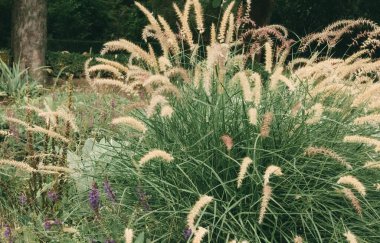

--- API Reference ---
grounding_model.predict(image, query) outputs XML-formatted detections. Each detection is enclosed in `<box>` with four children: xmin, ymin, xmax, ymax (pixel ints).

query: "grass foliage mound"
<box><xmin>1</xmin><ymin>0</ymin><xmax>380</xmax><ymax>242</ymax></box>
<box><xmin>84</xmin><ymin>1</ymin><xmax>380</xmax><ymax>242</ymax></box>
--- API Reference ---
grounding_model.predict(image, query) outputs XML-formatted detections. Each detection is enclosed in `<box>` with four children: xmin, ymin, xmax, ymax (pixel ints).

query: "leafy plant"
<box><xmin>0</xmin><ymin>59</ymin><xmax>42</xmax><ymax>101</ymax></box>
<box><xmin>84</xmin><ymin>1</ymin><xmax>380</xmax><ymax>242</ymax></box>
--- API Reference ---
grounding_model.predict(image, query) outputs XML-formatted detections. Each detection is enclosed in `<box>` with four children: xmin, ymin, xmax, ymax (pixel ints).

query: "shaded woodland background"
<box><xmin>1</xmin><ymin>0</ymin><xmax>380</xmax><ymax>52</ymax></box>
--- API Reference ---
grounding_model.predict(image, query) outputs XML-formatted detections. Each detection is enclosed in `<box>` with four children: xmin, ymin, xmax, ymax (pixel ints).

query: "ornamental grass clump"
<box><xmin>86</xmin><ymin>1</ymin><xmax>380</xmax><ymax>242</ymax></box>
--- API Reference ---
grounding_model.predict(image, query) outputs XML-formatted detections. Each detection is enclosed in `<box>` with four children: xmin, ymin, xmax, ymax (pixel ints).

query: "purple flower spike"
<box><xmin>47</xmin><ymin>190</ymin><xmax>59</xmax><ymax>203</ymax></box>
<box><xmin>105</xmin><ymin>239</ymin><xmax>116</xmax><ymax>243</ymax></box>
<box><xmin>19</xmin><ymin>193</ymin><xmax>27</xmax><ymax>205</ymax></box>
<box><xmin>44</xmin><ymin>221</ymin><xmax>52</xmax><ymax>230</ymax></box>
<box><xmin>89</xmin><ymin>182</ymin><xmax>100</xmax><ymax>212</ymax></box>
<box><xmin>103</xmin><ymin>179</ymin><xmax>116</xmax><ymax>202</ymax></box>
<box><xmin>183</xmin><ymin>227</ymin><xmax>192</xmax><ymax>240</ymax></box>
<box><xmin>4</xmin><ymin>225</ymin><xmax>14</xmax><ymax>242</ymax></box>
<box><xmin>136</xmin><ymin>186</ymin><xmax>150</xmax><ymax>211</ymax></box>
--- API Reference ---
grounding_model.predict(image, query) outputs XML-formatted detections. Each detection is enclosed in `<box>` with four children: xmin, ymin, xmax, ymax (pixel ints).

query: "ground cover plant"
<box><xmin>1</xmin><ymin>0</ymin><xmax>380</xmax><ymax>242</ymax></box>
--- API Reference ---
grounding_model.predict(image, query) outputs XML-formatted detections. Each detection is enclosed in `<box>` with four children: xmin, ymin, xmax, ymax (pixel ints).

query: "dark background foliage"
<box><xmin>1</xmin><ymin>0</ymin><xmax>380</xmax><ymax>52</ymax></box>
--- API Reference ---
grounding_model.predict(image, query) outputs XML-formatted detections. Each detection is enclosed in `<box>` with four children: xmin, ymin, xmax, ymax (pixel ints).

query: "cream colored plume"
<box><xmin>0</xmin><ymin>159</ymin><xmax>36</xmax><ymax>173</ymax></box>
<box><xmin>112</xmin><ymin>116</ymin><xmax>148</xmax><ymax>133</ymax></box>
<box><xmin>344</xmin><ymin>230</ymin><xmax>358</xmax><ymax>243</ymax></box>
<box><xmin>146</xmin><ymin>95</ymin><xmax>169</xmax><ymax>118</ymax></box>
<box><xmin>265</xmin><ymin>42</ymin><xmax>273</xmax><ymax>73</ymax></box>
<box><xmin>192</xmin><ymin>227</ymin><xmax>208</xmax><ymax>243</ymax></box>
<box><xmin>305</xmin><ymin>103</ymin><xmax>323</xmax><ymax>125</ymax></box>
<box><xmin>138</xmin><ymin>149</ymin><xmax>174</xmax><ymax>166</ymax></box>
<box><xmin>187</xmin><ymin>195</ymin><xmax>214</xmax><ymax>232</ymax></box>
<box><xmin>304</xmin><ymin>146</ymin><xmax>352</xmax><ymax>169</ymax></box>
<box><xmin>263</xmin><ymin>165</ymin><xmax>283</xmax><ymax>185</ymax></box>
<box><xmin>339</xmin><ymin>188</ymin><xmax>362</xmax><ymax>215</ymax></box>
<box><xmin>124</xmin><ymin>228</ymin><xmax>133</xmax><ymax>243</ymax></box>
<box><xmin>218</xmin><ymin>1</ymin><xmax>235</xmax><ymax>43</ymax></box>
<box><xmin>258</xmin><ymin>184</ymin><xmax>272</xmax><ymax>224</ymax></box>
<box><xmin>343</xmin><ymin>135</ymin><xmax>380</xmax><ymax>152</ymax></box>
<box><xmin>237</xmin><ymin>157</ymin><xmax>253</xmax><ymax>188</ymax></box>
<box><xmin>294</xmin><ymin>236</ymin><xmax>303</xmax><ymax>243</ymax></box>
<box><xmin>248</xmin><ymin>108</ymin><xmax>258</xmax><ymax>125</ymax></box>
<box><xmin>260</xmin><ymin>112</ymin><xmax>273</xmax><ymax>138</ymax></box>
<box><xmin>364</xmin><ymin>161</ymin><xmax>380</xmax><ymax>169</ymax></box>
<box><xmin>337</xmin><ymin>175</ymin><xmax>366</xmax><ymax>197</ymax></box>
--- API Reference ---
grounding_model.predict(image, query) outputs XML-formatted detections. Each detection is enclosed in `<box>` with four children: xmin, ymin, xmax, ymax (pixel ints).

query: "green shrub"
<box><xmin>0</xmin><ymin>59</ymin><xmax>42</xmax><ymax>101</ymax></box>
<box><xmin>82</xmin><ymin>2</ymin><xmax>380</xmax><ymax>242</ymax></box>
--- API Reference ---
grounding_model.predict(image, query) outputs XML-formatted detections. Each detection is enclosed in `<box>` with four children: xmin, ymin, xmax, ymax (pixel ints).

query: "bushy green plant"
<box><xmin>83</xmin><ymin>1</ymin><xmax>380</xmax><ymax>242</ymax></box>
<box><xmin>0</xmin><ymin>59</ymin><xmax>42</xmax><ymax>101</ymax></box>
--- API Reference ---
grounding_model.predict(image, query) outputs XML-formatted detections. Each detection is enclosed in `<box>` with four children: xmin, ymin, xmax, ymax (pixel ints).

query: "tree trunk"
<box><xmin>250</xmin><ymin>0</ymin><xmax>275</xmax><ymax>27</ymax></box>
<box><xmin>11</xmin><ymin>0</ymin><xmax>47</xmax><ymax>82</ymax></box>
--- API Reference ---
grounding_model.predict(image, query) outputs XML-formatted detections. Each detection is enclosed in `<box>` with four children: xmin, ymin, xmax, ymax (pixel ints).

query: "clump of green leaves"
<box><xmin>0</xmin><ymin>59</ymin><xmax>42</xmax><ymax>102</ymax></box>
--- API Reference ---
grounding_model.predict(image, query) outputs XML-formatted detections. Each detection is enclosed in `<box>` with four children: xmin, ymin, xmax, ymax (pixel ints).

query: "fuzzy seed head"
<box><xmin>340</xmin><ymin>188</ymin><xmax>362</xmax><ymax>215</ymax></box>
<box><xmin>248</xmin><ymin>108</ymin><xmax>258</xmax><ymax>125</ymax></box>
<box><xmin>294</xmin><ymin>236</ymin><xmax>303</xmax><ymax>243</ymax></box>
<box><xmin>237</xmin><ymin>157</ymin><xmax>253</xmax><ymax>188</ymax></box>
<box><xmin>337</xmin><ymin>175</ymin><xmax>366</xmax><ymax>196</ymax></box>
<box><xmin>221</xmin><ymin>135</ymin><xmax>233</xmax><ymax>151</ymax></box>
<box><xmin>304</xmin><ymin>146</ymin><xmax>352</xmax><ymax>169</ymax></box>
<box><xmin>344</xmin><ymin>230</ymin><xmax>358</xmax><ymax>243</ymax></box>
<box><xmin>124</xmin><ymin>228</ymin><xmax>134</xmax><ymax>243</ymax></box>
<box><xmin>260</xmin><ymin>112</ymin><xmax>273</xmax><ymax>138</ymax></box>
<box><xmin>138</xmin><ymin>149</ymin><xmax>174</xmax><ymax>166</ymax></box>
<box><xmin>112</xmin><ymin>116</ymin><xmax>148</xmax><ymax>133</ymax></box>
<box><xmin>343</xmin><ymin>135</ymin><xmax>380</xmax><ymax>152</ymax></box>
<box><xmin>363</xmin><ymin>161</ymin><xmax>380</xmax><ymax>169</ymax></box>
<box><xmin>263</xmin><ymin>165</ymin><xmax>283</xmax><ymax>185</ymax></box>
<box><xmin>258</xmin><ymin>184</ymin><xmax>272</xmax><ymax>224</ymax></box>
<box><xmin>187</xmin><ymin>195</ymin><xmax>213</xmax><ymax>232</ymax></box>
<box><xmin>192</xmin><ymin>227</ymin><xmax>208</xmax><ymax>243</ymax></box>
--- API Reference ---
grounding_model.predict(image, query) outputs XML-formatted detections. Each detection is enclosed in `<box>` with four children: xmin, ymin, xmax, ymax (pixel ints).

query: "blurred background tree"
<box><xmin>0</xmin><ymin>0</ymin><xmax>379</xmax><ymax>54</ymax></box>
<box><xmin>0</xmin><ymin>0</ymin><xmax>376</xmax><ymax>82</ymax></box>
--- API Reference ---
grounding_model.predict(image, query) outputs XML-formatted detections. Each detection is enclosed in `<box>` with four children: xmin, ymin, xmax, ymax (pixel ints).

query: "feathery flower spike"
<box><xmin>221</xmin><ymin>134</ymin><xmax>233</xmax><ymax>151</ymax></box>
<box><xmin>237</xmin><ymin>157</ymin><xmax>253</xmax><ymax>188</ymax></box>
<box><xmin>260</xmin><ymin>112</ymin><xmax>273</xmax><ymax>138</ymax></box>
<box><xmin>344</xmin><ymin>230</ymin><xmax>358</xmax><ymax>243</ymax></box>
<box><xmin>258</xmin><ymin>184</ymin><xmax>272</xmax><ymax>224</ymax></box>
<box><xmin>337</xmin><ymin>175</ymin><xmax>366</xmax><ymax>196</ymax></box>
<box><xmin>112</xmin><ymin>116</ymin><xmax>147</xmax><ymax>133</ymax></box>
<box><xmin>187</xmin><ymin>195</ymin><xmax>214</xmax><ymax>232</ymax></box>
<box><xmin>124</xmin><ymin>228</ymin><xmax>134</xmax><ymax>243</ymax></box>
<box><xmin>263</xmin><ymin>165</ymin><xmax>283</xmax><ymax>185</ymax></box>
<box><xmin>192</xmin><ymin>227</ymin><xmax>208</xmax><ymax>243</ymax></box>
<box><xmin>339</xmin><ymin>188</ymin><xmax>362</xmax><ymax>215</ymax></box>
<box><xmin>138</xmin><ymin>149</ymin><xmax>174</xmax><ymax>166</ymax></box>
